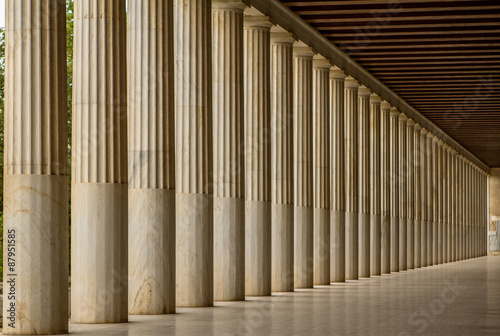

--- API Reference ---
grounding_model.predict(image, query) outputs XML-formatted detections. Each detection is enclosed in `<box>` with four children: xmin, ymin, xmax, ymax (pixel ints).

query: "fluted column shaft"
<box><xmin>398</xmin><ymin>114</ymin><xmax>408</xmax><ymax>271</ymax></box>
<box><xmin>458</xmin><ymin>157</ymin><xmax>463</xmax><ymax>260</ymax></box>
<box><xmin>380</xmin><ymin>102</ymin><xmax>392</xmax><ymax>274</ymax></box>
<box><xmin>420</xmin><ymin>129</ymin><xmax>428</xmax><ymax>267</ymax></box>
<box><xmin>414</xmin><ymin>125</ymin><xmax>422</xmax><ymax>269</ymax></box>
<box><xmin>270</xmin><ymin>29</ymin><xmax>295</xmax><ymax>292</ymax></box>
<box><xmin>443</xmin><ymin>145</ymin><xmax>449</xmax><ymax>263</ymax></box>
<box><xmin>437</xmin><ymin>142</ymin><xmax>444</xmax><ymax>264</ymax></box>
<box><xmin>72</xmin><ymin>0</ymin><xmax>128</xmax><ymax>322</ymax></box>
<box><xmin>243</xmin><ymin>15</ymin><xmax>272</xmax><ymax>296</ymax></box>
<box><xmin>313</xmin><ymin>56</ymin><xmax>331</xmax><ymax>286</ymax></box>
<box><xmin>406</xmin><ymin>120</ymin><xmax>415</xmax><ymax>270</ymax></box>
<box><xmin>369</xmin><ymin>94</ymin><xmax>382</xmax><ymax>276</ymax></box>
<box><xmin>4</xmin><ymin>0</ymin><xmax>68</xmax><ymax>333</ymax></box>
<box><xmin>293</xmin><ymin>43</ymin><xmax>314</xmax><ymax>288</ymax></box>
<box><xmin>212</xmin><ymin>1</ymin><xmax>246</xmax><ymax>301</ymax></box>
<box><xmin>345</xmin><ymin>77</ymin><xmax>359</xmax><ymax>280</ymax></box>
<box><xmin>330</xmin><ymin>68</ymin><xmax>346</xmax><ymax>282</ymax></box>
<box><xmin>390</xmin><ymin>108</ymin><xmax>400</xmax><ymax>273</ymax></box>
<box><xmin>174</xmin><ymin>0</ymin><xmax>213</xmax><ymax>307</ymax></box>
<box><xmin>451</xmin><ymin>152</ymin><xmax>457</xmax><ymax>262</ymax></box>
<box><xmin>358</xmin><ymin>86</ymin><xmax>371</xmax><ymax>278</ymax></box>
<box><xmin>128</xmin><ymin>0</ymin><xmax>175</xmax><ymax>313</ymax></box>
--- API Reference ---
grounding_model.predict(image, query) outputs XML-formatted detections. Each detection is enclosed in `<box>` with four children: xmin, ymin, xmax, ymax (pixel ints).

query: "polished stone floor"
<box><xmin>35</xmin><ymin>256</ymin><xmax>500</xmax><ymax>335</ymax></box>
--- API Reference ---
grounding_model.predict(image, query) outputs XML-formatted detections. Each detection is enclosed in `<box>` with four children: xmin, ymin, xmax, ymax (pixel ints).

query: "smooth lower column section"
<box><xmin>174</xmin><ymin>0</ymin><xmax>213</xmax><ymax>307</ymax></box>
<box><xmin>3</xmin><ymin>1</ymin><xmax>68</xmax><ymax>333</ymax></box>
<box><xmin>313</xmin><ymin>56</ymin><xmax>331</xmax><ymax>285</ymax></box>
<box><xmin>406</xmin><ymin>119</ymin><xmax>415</xmax><ymax>270</ymax></box>
<box><xmin>370</xmin><ymin>94</ymin><xmax>382</xmax><ymax>276</ymax></box>
<box><xmin>413</xmin><ymin>124</ymin><xmax>422</xmax><ymax>269</ymax></box>
<box><xmin>358</xmin><ymin>86</ymin><xmax>371</xmax><ymax>278</ymax></box>
<box><xmin>212</xmin><ymin>1</ymin><xmax>246</xmax><ymax>301</ymax></box>
<box><xmin>398</xmin><ymin>114</ymin><xmax>408</xmax><ymax>271</ymax></box>
<box><xmin>128</xmin><ymin>0</ymin><xmax>175</xmax><ymax>313</ymax></box>
<box><xmin>345</xmin><ymin>77</ymin><xmax>359</xmax><ymax>280</ymax></box>
<box><xmin>390</xmin><ymin>108</ymin><xmax>400</xmax><ymax>273</ymax></box>
<box><xmin>330</xmin><ymin>68</ymin><xmax>346</xmax><ymax>282</ymax></box>
<box><xmin>270</xmin><ymin>27</ymin><xmax>295</xmax><ymax>292</ymax></box>
<box><xmin>72</xmin><ymin>0</ymin><xmax>128</xmax><ymax>323</ymax></box>
<box><xmin>293</xmin><ymin>42</ymin><xmax>315</xmax><ymax>288</ymax></box>
<box><xmin>420</xmin><ymin>129</ymin><xmax>429</xmax><ymax>267</ymax></box>
<box><xmin>380</xmin><ymin>102</ymin><xmax>392</xmax><ymax>275</ymax></box>
<box><xmin>243</xmin><ymin>14</ymin><xmax>272</xmax><ymax>296</ymax></box>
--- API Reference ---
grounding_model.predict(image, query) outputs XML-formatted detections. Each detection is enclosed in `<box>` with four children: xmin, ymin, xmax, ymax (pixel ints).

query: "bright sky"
<box><xmin>0</xmin><ymin>0</ymin><xmax>4</xmax><ymax>28</ymax></box>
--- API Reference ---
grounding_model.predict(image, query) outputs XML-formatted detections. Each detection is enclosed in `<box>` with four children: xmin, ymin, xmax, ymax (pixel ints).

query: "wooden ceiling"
<box><xmin>281</xmin><ymin>0</ymin><xmax>500</xmax><ymax>167</ymax></box>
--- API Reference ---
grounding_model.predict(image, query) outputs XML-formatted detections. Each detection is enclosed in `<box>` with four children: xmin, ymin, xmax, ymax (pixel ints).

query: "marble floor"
<box><xmin>24</xmin><ymin>256</ymin><xmax>500</xmax><ymax>336</ymax></box>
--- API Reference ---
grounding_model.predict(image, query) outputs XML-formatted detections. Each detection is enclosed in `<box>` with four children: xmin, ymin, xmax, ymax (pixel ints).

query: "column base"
<box><xmin>381</xmin><ymin>214</ymin><xmax>391</xmax><ymax>274</ymax></box>
<box><xmin>391</xmin><ymin>216</ymin><xmax>399</xmax><ymax>273</ymax></box>
<box><xmin>176</xmin><ymin>192</ymin><xmax>213</xmax><ymax>307</ymax></box>
<box><xmin>129</xmin><ymin>189</ymin><xmax>175</xmax><ymax>314</ymax></box>
<box><xmin>246</xmin><ymin>200</ymin><xmax>272</xmax><ymax>296</ymax></box>
<box><xmin>359</xmin><ymin>212</ymin><xmax>370</xmax><ymax>278</ymax></box>
<box><xmin>3</xmin><ymin>175</ymin><xmax>69</xmax><ymax>334</ymax></box>
<box><xmin>346</xmin><ymin>211</ymin><xmax>359</xmax><ymax>280</ymax></box>
<box><xmin>294</xmin><ymin>206</ymin><xmax>314</xmax><ymax>289</ymax></box>
<box><xmin>331</xmin><ymin>210</ymin><xmax>345</xmax><ymax>282</ymax></box>
<box><xmin>370</xmin><ymin>214</ymin><xmax>381</xmax><ymax>276</ymax></box>
<box><xmin>214</xmin><ymin>196</ymin><xmax>245</xmax><ymax>301</ymax></box>
<box><xmin>271</xmin><ymin>203</ymin><xmax>294</xmax><ymax>292</ymax></box>
<box><xmin>313</xmin><ymin>208</ymin><xmax>330</xmax><ymax>285</ymax></box>
<box><xmin>71</xmin><ymin>182</ymin><xmax>128</xmax><ymax>323</ymax></box>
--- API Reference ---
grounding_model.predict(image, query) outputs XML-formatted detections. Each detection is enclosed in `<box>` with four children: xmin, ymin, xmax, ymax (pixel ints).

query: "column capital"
<box><xmin>420</xmin><ymin>128</ymin><xmax>428</xmax><ymax>135</ymax></box>
<box><xmin>358</xmin><ymin>85</ymin><xmax>371</xmax><ymax>96</ymax></box>
<box><xmin>212</xmin><ymin>0</ymin><xmax>247</xmax><ymax>11</ymax></box>
<box><xmin>414</xmin><ymin>123</ymin><xmax>422</xmax><ymax>131</ymax></box>
<box><xmin>381</xmin><ymin>101</ymin><xmax>391</xmax><ymax>110</ymax></box>
<box><xmin>399</xmin><ymin>113</ymin><xmax>408</xmax><ymax>122</ymax></box>
<box><xmin>293</xmin><ymin>40</ymin><xmax>315</xmax><ymax>57</ymax></box>
<box><xmin>370</xmin><ymin>93</ymin><xmax>381</xmax><ymax>104</ymax></box>
<box><xmin>345</xmin><ymin>76</ymin><xmax>359</xmax><ymax>88</ymax></box>
<box><xmin>270</xmin><ymin>25</ymin><xmax>295</xmax><ymax>44</ymax></box>
<box><xmin>330</xmin><ymin>65</ymin><xmax>345</xmax><ymax>79</ymax></box>
<box><xmin>244</xmin><ymin>12</ymin><xmax>272</xmax><ymax>29</ymax></box>
<box><xmin>407</xmin><ymin>119</ymin><xmax>415</xmax><ymax>127</ymax></box>
<box><xmin>390</xmin><ymin>107</ymin><xmax>400</xmax><ymax>116</ymax></box>
<box><xmin>313</xmin><ymin>54</ymin><xmax>331</xmax><ymax>70</ymax></box>
<box><xmin>432</xmin><ymin>136</ymin><xmax>440</xmax><ymax>143</ymax></box>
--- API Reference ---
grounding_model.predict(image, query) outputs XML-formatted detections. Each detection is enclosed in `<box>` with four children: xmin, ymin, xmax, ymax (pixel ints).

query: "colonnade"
<box><xmin>2</xmin><ymin>0</ymin><xmax>489</xmax><ymax>334</ymax></box>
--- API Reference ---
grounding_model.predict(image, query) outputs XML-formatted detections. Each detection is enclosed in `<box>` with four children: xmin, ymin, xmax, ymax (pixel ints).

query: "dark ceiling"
<box><xmin>281</xmin><ymin>0</ymin><xmax>500</xmax><ymax>167</ymax></box>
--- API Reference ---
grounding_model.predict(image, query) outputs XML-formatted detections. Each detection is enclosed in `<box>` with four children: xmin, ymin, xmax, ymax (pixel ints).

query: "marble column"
<box><xmin>380</xmin><ymin>102</ymin><xmax>392</xmax><ymax>275</ymax></box>
<box><xmin>432</xmin><ymin>137</ymin><xmax>439</xmax><ymax>265</ymax></box>
<box><xmin>420</xmin><ymin>129</ymin><xmax>429</xmax><ymax>267</ymax></box>
<box><xmin>3</xmin><ymin>0</ymin><xmax>68</xmax><ymax>333</ymax></box>
<box><xmin>451</xmin><ymin>151</ymin><xmax>457</xmax><ymax>262</ymax></box>
<box><xmin>345</xmin><ymin>77</ymin><xmax>359</xmax><ymax>280</ymax></box>
<box><xmin>369</xmin><ymin>94</ymin><xmax>382</xmax><ymax>276</ymax></box>
<box><xmin>330</xmin><ymin>67</ymin><xmax>346</xmax><ymax>282</ymax></box>
<box><xmin>128</xmin><ymin>0</ymin><xmax>175</xmax><ymax>313</ymax></box>
<box><xmin>313</xmin><ymin>55</ymin><xmax>331</xmax><ymax>286</ymax></box>
<box><xmin>358</xmin><ymin>86</ymin><xmax>371</xmax><ymax>278</ymax></box>
<box><xmin>442</xmin><ymin>144</ymin><xmax>448</xmax><ymax>264</ymax></box>
<box><xmin>437</xmin><ymin>142</ymin><xmax>444</xmax><ymax>264</ymax></box>
<box><xmin>458</xmin><ymin>156</ymin><xmax>463</xmax><ymax>261</ymax></box>
<box><xmin>427</xmin><ymin>134</ymin><xmax>435</xmax><ymax>265</ymax></box>
<box><xmin>212</xmin><ymin>0</ymin><xmax>246</xmax><ymax>301</ymax></box>
<box><xmin>446</xmin><ymin>147</ymin><xmax>452</xmax><ymax>262</ymax></box>
<box><xmin>270</xmin><ymin>26</ymin><xmax>295</xmax><ymax>292</ymax></box>
<box><xmin>243</xmin><ymin>13</ymin><xmax>272</xmax><ymax>296</ymax></box>
<box><xmin>390</xmin><ymin>108</ymin><xmax>400</xmax><ymax>273</ymax></box>
<box><xmin>174</xmin><ymin>0</ymin><xmax>213</xmax><ymax>307</ymax></box>
<box><xmin>293</xmin><ymin>41</ymin><xmax>315</xmax><ymax>288</ymax></box>
<box><xmin>414</xmin><ymin>124</ymin><xmax>422</xmax><ymax>269</ymax></box>
<box><xmin>72</xmin><ymin>0</ymin><xmax>128</xmax><ymax>322</ymax></box>
<box><xmin>406</xmin><ymin>119</ymin><xmax>415</xmax><ymax>270</ymax></box>
<box><xmin>398</xmin><ymin>113</ymin><xmax>408</xmax><ymax>271</ymax></box>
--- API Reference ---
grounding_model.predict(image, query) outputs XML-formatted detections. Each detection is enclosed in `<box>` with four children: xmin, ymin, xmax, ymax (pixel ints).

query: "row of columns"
<box><xmin>2</xmin><ymin>0</ymin><xmax>489</xmax><ymax>334</ymax></box>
